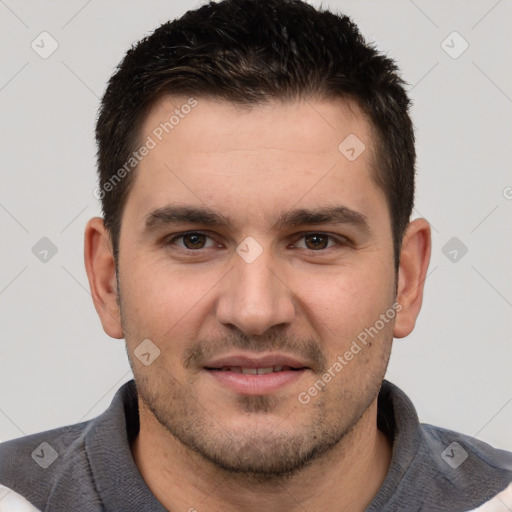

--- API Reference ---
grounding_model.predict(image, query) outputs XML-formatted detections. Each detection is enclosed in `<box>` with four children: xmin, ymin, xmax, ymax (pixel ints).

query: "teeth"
<box><xmin>216</xmin><ymin>366</ymin><xmax>294</xmax><ymax>374</ymax></box>
<box><xmin>256</xmin><ymin>367</ymin><xmax>274</xmax><ymax>375</ymax></box>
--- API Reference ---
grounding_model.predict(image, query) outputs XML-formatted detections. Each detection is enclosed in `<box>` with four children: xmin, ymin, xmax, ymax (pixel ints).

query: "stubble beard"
<box><xmin>118</xmin><ymin>275</ymin><xmax>393</xmax><ymax>483</ymax></box>
<box><xmin>130</xmin><ymin>354</ymin><xmax>390</xmax><ymax>484</ymax></box>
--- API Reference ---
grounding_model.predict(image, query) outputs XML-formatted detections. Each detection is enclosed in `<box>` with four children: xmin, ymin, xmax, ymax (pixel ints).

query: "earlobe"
<box><xmin>393</xmin><ymin>218</ymin><xmax>431</xmax><ymax>339</ymax></box>
<box><xmin>84</xmin><ymin>217</ymin><xmax>124</xmax><ymax>339</ymax></box>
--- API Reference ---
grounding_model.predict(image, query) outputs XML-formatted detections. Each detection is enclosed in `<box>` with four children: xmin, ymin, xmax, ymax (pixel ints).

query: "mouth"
<box><xmin>203</xmin><ymin>354</ymin><xmax>310</xmax><ymax>395</ymax></box>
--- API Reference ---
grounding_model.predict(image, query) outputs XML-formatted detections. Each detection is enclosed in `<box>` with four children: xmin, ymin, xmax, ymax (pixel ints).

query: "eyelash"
<box><xmin>164</xmin><ymin>231</ymin><xmax>349</xmax><ymax>253</ymax></box>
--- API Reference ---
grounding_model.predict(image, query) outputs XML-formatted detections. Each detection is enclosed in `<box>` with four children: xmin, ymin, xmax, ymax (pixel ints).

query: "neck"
<box><xmin>131</xmin><ymin>398</ymin><xmax>392</xmax><ymax>512</ymax></box>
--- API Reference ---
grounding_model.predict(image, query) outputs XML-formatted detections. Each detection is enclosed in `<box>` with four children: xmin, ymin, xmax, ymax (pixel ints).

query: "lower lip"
<box><xmin>204</xmin><ymin>369</ymin><xmax>307</xmax><ymax>395</ymax></box>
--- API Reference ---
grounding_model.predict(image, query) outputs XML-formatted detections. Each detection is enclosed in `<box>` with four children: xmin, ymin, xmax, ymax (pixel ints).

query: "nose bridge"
<box><xmin>216</xmin><ymin>241</ymin><xmax>295</xmax><ymax>336</ymax></box>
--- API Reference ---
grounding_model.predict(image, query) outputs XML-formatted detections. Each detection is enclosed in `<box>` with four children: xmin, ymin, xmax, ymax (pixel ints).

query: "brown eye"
<box><xmin>304</xmin><ymin>234</ymin><xmax>330</xmax><ymax>250</ymax></box>
<box><xmin>167</xmin><ymin>231</ymin><xmax>215</xmax><ymax>251</ymax></box>
<box><xmin>293</xmin><ymin>233</ymin><xmax>340</xmax><ymax>251</ymax></box>
<box><xmin>181</xmin><ymin>233</ymin><xmax>207</xmax><ymax>249</ymax></box>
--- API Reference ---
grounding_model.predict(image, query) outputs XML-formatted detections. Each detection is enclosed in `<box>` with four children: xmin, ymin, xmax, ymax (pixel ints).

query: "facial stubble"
<box><xmin>122</xmin><ymin>334</ymin><xmax>392</xmax><ymax>481</ymax></box>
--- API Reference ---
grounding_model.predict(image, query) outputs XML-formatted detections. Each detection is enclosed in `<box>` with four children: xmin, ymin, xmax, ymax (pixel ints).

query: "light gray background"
<box><xmin>1</xmin><ymin>0</ymin><xmax>511</xmax><ymax>450</ymax></box>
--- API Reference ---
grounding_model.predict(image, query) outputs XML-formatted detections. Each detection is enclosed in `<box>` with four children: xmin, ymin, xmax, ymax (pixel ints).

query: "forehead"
<box><xmin>139</xmin><ymin>95</ymin><xmax>375</xmax><ymax>162</ymax></box>
<box><xmin>124</xmin><ymin>95</ymin><xmax>386</xmax><ymax>232</ymax></box>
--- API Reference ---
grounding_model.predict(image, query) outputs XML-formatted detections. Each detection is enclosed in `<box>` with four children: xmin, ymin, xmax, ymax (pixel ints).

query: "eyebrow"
<box><xmin>143</xmin><ymin>204</ymin><xmax>370</xmax><ymax>234</ymax></box>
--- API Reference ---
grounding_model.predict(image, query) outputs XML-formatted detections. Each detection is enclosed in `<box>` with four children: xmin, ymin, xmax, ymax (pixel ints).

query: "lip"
<box><xmin>203</xmin><ymin>352</ymin><xmax>310</xmax><ymax>395</ymax></box>
<box><xmin>204</xmin><ymin>368</ymin><xmax>308</xmax><ymax>395</ymax></box>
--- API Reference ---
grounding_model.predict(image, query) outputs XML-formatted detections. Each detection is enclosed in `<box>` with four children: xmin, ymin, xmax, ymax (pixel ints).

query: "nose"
<box><xmin>215</xmin><ymin>246</ymin><xmax>296</xmax><ymax>336</ymax></box>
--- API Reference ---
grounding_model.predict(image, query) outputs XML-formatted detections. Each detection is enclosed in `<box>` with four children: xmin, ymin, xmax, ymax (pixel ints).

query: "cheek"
<box><xmin>295</xmin><ymin>261</ymin><xmax>395</xmax><ymax>350</ymax></box>
<box><xmin>120</xmin><ymin>259</ymin><xmax>219</xmax><ymax>338</ymax></box>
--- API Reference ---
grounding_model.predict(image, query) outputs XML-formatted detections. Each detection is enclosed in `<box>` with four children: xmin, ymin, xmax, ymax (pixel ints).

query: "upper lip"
<box><xmin>203</xmin><ymin>352</ymin><xmax>310</xmax><ymax>369</ymax></box>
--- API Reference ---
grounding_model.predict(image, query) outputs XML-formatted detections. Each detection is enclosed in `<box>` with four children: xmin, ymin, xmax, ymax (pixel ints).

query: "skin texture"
<box><xmin>84</xmin><ymin>96</ymin><xmax>431</xmax><ymax>511</ymax></box>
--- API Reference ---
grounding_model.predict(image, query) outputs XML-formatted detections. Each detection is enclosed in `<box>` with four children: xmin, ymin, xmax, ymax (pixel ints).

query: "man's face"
<box><xmin>117</xmin><ymin>97</ymin><xmax>397</xmax><ymax>476</ymax></box>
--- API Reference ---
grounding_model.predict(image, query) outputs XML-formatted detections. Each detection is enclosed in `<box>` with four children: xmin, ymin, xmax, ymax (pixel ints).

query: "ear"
<box><xmin>84</xmin><ymin>217</ymin><xmax>124</xmax><ymax>339</ymax></box>
<box><xmin>393</xmin><ymin>218</ymin><xmax>431</xmax><ymax>338</ymax></box>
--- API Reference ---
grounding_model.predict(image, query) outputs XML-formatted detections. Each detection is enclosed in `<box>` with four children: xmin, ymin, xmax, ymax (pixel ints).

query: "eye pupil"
<box><xmin>305</xmin><ymin>234</ymin><xmax>328</xmax><ymax>250</ymax></box>
<box><xmin>184</xmin><ymin>233</ymin><xmax>206</xmax><ymax>249</ymax></box>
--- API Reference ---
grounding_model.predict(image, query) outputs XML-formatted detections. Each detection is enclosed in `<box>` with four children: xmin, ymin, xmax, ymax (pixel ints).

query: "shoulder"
<box><xmin>0</xmin><ymin>420</ymin><xmax>93</xmax><ymax>511</ymax></box>
<box><xmin>0</xmin><ymin>380</ymin><xmax>138</xmax><ymax>511</ymax></box>
<box><xmin>417</xmin><ymin>422</ymin><xmax>512</xmax><ymax>509</ymax></box>
<box><xmin>420</xmin><ymin>422</ymin><xmax>512</xmax><ymax>475</ymax></box>
<box><xmin>376</xmin><ymin>381</ymin><xmax>512</xmax><ymax>511</ymax></box>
